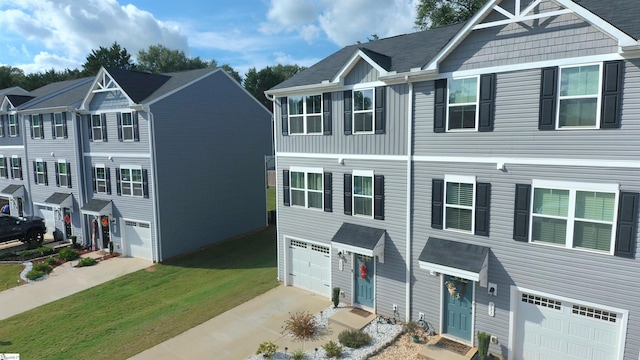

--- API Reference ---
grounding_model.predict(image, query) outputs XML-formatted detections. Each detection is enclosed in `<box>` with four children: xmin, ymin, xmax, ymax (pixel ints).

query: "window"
<box><xmin>121</xmin><ymin>112</ymin><xmax>134</xmax><ymax>140</ymax></box>
<box><xmin>289</xmin><ymin>168</ymin><xmax>323</xmax><ymax>209</ymax></box>
<box><xmin>94</xmin><ymin>166</ymin><xmax>108</xmax><ymax>193</ymax></box>
<box><xmin>448</xmin><ymin>77</ymin><xmax>478</xmax><ymax>130</ymax></box>
<box><xmin>343</xmin><ymin>172</ymin><xmax>384</xmax><ymax>219</ymax></box>
<box><xmin>54</xmin><ymin>113</ymin><xmax>65</xmax><ymax>138</ymax></box>
<box><xmin>11</xmin><ymin>157</ymin><xmax>21</xmax><ymax>179</ymax></box>
<box><xmin>8</xmin><ymin>114</ymin><xmax>18</xmax><ymax>137</ymax></box>
<box><xmin>34</xmin><ymin>160</ymin><xmax>47</xmax><ymax>185</ymax></box>
<box><xmin>120</xmin><ymin>167</ymin><xmax>143</xmax><ymax>197</ymax></box>
<box><xmin>0</xmin><ymin>157</ymin><xmax>7</xmax><ymax>178</ymax></box>
<box><xmin>353</xmin><ymin>89</ymin><xmax>374</xmax><ymax>133</ymax></box>
<box><xmin>531</xmin><ymin>180</ymin><xmax>617</xmax><ymax>253</ymax></box>
<box><xmin>91</xmin><ymin>114</ymin><xmax>104</xmax><ymax>141</ymax></box>
<box><xmin>444</xmin><ymin>176</ymin><xmax>475</xmax><ymax>232</ymax></box>
<box><xmin>288</xmin><ymin>95</ymin><xmax>322</xmax><ymax>134</ymax></box>
<box><xmin>353</xmin><ymin>172</ymin><xmax>373</xmax><ymax>216</ymax></box>
<box><xmin>558</xmin><ymin>64</ymin><xmax>601</xmax><ymax>128</ymax></box>
<box><xmin>56</xmin><ymin>161</ymin><xmax>70</xmax><ymax>187</ymax></box>
<box><xmin>31</xmin><ymin>114</ymin><xmax>43</xmax><ymax>139</ymax></box>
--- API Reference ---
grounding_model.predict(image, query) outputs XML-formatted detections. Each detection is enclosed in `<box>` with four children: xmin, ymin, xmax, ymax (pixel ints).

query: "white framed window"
<box><xmin>530</xmin><ymin>180</ymin><xmax>618</xmax><ymax>254</ymax></box>
<box><xmin>91</xmin><ymin>114</ymin><xmax>104</xmax><ymax>141</ymax></box>
<box><xmin>57</xmin><ymin>161</ymin><xmax>70</xmax><ymax>187</ymax></box>
<box><xmin>444</xmin><ymin>175</ymin><xmax>476</xmax><ymax>233</ymax></box>
<box><xmin>121</xmin><ymin>112</ymin><xmax>134</xmax><ymax>140</ymax></box>
<box><xmin>11</xmin><ymin>156</ymin><xmax>21</xmax><ymax>179</ymax></box>
<box><xmin>289</xmin><ymin>167</ymin><xmax>323</xmax><ymax>209</ymax></box>
<box><xmin>31</xmin><ymin>114</ymin><xmax>43</xmax><ymax>138</ymax></box>
<box><xmin>35</xmin><ymin>160</ymin><xmax>47</xmax><ymax>185</ymax></box>
<box><xmin>447</xmin><ymin>76</ymin><xmax>479</xmax><ymax>131</ymax></box>
<box><xmin>94</xmin><ymin>165</ymin><xmax>107</xmax><ymax>193</ymax></box>
<box><xmin>353</xmin><ymin>89</ymin><xmax>374</xmax><ymax>133</ymax></box>
<box><xmin>288</xmin><ymin>95</ymin><xmax>322</xmax><ymax>135</ymax></box>
<box><xmin>9</xmin><ymin>114</ymin><xmax>18</xmax><ymax>137</ymax></box>
<box><xmin>0</xmin><ymin>157</ymin><xmax>6</xmax><ymax>178</ymax></box>
<box><xmin>120</xmin><ymin>166</ymin><xmax>143</xmax><ymax>197</ymax></box>
<box><xmin>54</xmin><ymin>113</ymin><xmax>65</xmax><ymax>138</ymax></box>
<box><xmin>557</xmin><ymin>64</ymin><xmax>601</xmax><ymax>128</ymax></box>
<box><xmin>353</xmin><ymin>170</ymin><xmax>373</xmax><ymax>217</ymax></box>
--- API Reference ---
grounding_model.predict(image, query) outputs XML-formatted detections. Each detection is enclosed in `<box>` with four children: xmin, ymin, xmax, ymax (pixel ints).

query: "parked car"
<box><xmin>0</xmin><ymin>214</ymin><xmax>46</xmax><ymax>245</ymax></box>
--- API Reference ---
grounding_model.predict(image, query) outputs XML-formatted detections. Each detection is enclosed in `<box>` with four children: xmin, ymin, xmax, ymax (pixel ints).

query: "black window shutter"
<box><xmin>115</xmin><ymin>168</ymin><xmax>121</xmax><ymax>195</ymax></box>
<box><xmin>142</xmin><ymin>169</ymin><xmax>149</xmax><ymax>198</ymax></box>
<box><xmin>55</xmin><ymin>162</ymin><xmax>60</xmax><ymax>186</ymax></box>
<box><xmin>43</xmin><ymin>162</ymin><xmax>48</xmax><ymax>185</ymax></box>
<box><xmin>513</xmin><ymin>184</ymin><xmax>532</xmax><ymax>241</ymax></box>
<box><xmin>10</xmin><ymin>158</ymin><xmax>14</xmax><ymax>179</ymax></box>
<box><xmin>324</xmin><ymin>172</ymin><xmax>332</xmax><ymax>212</ymax></box>
<box><xmin>282</xmin><ymin>170</ymin><xmax>290</xmax><ymax>206</ymax></box>
<box><xmin>29</xmin><ymin>116</ymin><xmax>34</xmax><ymax>139</ymax></box>
<box><xmin>92</xmin><ymin>166</ymin><xmax>97</xmax><ymax>193</ymax></box>
<box><xmin>117</xmin><ymin>113</ymin><xmax>123</xmax><ymax>141</ymax></box>
<box><xmin>88</xmin><ymin>116</ymin><xmax>93</xmax><ymax>141</ymax></box>
<box><xmin>475</xmin><ymin>182</ymin><xmax>491</xmax><ymax>236</ymax></box>
<box><xmin>106</xmin><ymin>167</ymin><xmax>111</xmax><ymax>194</ymax></box>
<box><xmin>101</xmin><ymin>113</ymin><xmax>107</xmax><ymax>141</ymax></box>
<box><xmin>280</xmin><ymin>97</ymin><xmax>288</xmax><ymax>136</ymax></box>
<box><xmin>343</xmin><ymin>90</ymin><xmax>352</xmax><ymax>135</ymax></box>
<box><xmin>344</xmin><ymin>173</ymin><xmax>352</xmax><ymax>215</ymax></box>
<box><xmin>615</xmin><ymin>192</ymin><xmax>638</xmax><ymax>258</ymax></box>
<box><xmin>67</xmin><ymin>162</ymin><xmax>71</xmax><ymax>188</ymax></box>
<box><xmin>374</xmin><ymin>87</ymin><xmax>385</xmax><ymax>134</ymax></box>
<box><xmin>32</xmin><ymin>161</ymin><xmax>37</xmax><ymax>184</ymax></box>
<box><xmin>0</xmin><ymin>114</ymin><xmax>4</xmax><ymax>137</ymax></box>
<box><xmin>434</xmin><ymin>79</ymin><xmax>447</xmax><ymax>133</ymax></box>
<box><xmin>431</xmin><ymin>179</ymin><xmax>444</xmax><ymax>229</ymax></box>
<box><xmin>600</xmin><ymin>60</ymin><xmax>624</xmax><ymax>129</ymax></box>
<box><xmin>40</xmin><ymin>116</ymin><xmax>44</xmax><ymax>139</ymax></box>
<box><xmin>51</xmin><ymin>114</ymin><xmax>56</xmax><ymax>139</ymax></box>
<box><xmin>539</xmin><ymin>67</ymin><xmax>558</xmax><ymax>130</ymax></box>
<box><xmin>3</xmin><ymin>157</ymin><xmax>7</xmax><ymax>178</ymax></box>
<box><xmin>374</xmin><ymin>175</ymin><xmax>384</xmax><ymax>220</ymax></box>
<box><xmin>18</xmin><ymin>158</ymin><xmax>22</xmax><ymax>179</ymax></box>
<box><xmin>63</xmin><ymin>112</ymin><xmax>68</xmax><ymax>138</ymax></box>
<box><xmin>133</xmin><ymin>111</ymin><xmax>140</xmax><ymax>141</ymax></box>
<box><xmin>478</xmin><ymin>74</ymin><xmax>495</xmax><ymax>132</ymax></box>
<box><xmin>323</xmin><ymin>92</ymin><xmax>332</xmax><ymax>135</ymax></box>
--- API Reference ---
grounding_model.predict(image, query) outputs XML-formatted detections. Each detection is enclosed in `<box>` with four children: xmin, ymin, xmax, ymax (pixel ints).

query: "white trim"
<box><xmin>444</xmin><ymin>174</ymin><xmax>476</xmax><ymax>184</ymax></box>
<box><xmin>405</xmin><ymin>82</ymin><xmax>413</xmax><ymax>321</ymax></box>
<box><xmin>332</xmin><ymin>49</ymin><xmax>389</xmax><ymax>84</ymax></box>
<box><xmin>352</xmin><ymin>169</ymin><xmax>374</xmax><ymax>177</ymax></box>
<box><xmin>446</xmin><ymin>75</ymin><xmax>480</xmax><ymax>132</ymax></box>
<box><xmin>532</xmin><ymin>179</ymin><xmax>619</xmax><ymax>193</ymax></box>
<box><xmin>508</xmin><ymin>285</ymin><xmax>628</xmax><ymax>360</ymax></box>
<box><xmin>83</xmin><ymin>152</ymin><xmax>151</xmax><ymax>159</ymax></box>
<box><xmin>287</xmin><ymin>94</ymin><xmax>324</xmax><ymax>135</ymax></box>
<box><xmin>473</xmin><ymin>9</ymin><xmax>573</xmax><ymax>30</ymax></box>
<box><xmin>290</xmin><ymin>166</ymin><xmax>323</xmax><ymax>174</ymax></box>
<box><xmin>80</xmin><ymin>68</ymin><xmax>136</xmax><ymax>110</ymax></box>
<box><xmin>0</xmin><ymin>146</ymin><xmax>24</xmax><ymax>150</ymax></box>
<box><xmin>277</xmin><ymin>152</ymin><xmax>406</xmax><ymax>161</ymax></box>
<box><xmin>352</xmin><ymin>88</ymin><xmax>376</xmax><ymax>134</ymax></box>
<box><xmin>556</xmin><ymin>63</ymin><xmax>603</xmax><ymax>129</ymax></box>
<box><xmin>350</xmin><ymin>81</ymin><xmax>386</xmax><ymax>91</ymax></box>
<box><xmin>288</xmin><ymin>167</ymin><xmax>324</xmax><ymax>210</ymax></box>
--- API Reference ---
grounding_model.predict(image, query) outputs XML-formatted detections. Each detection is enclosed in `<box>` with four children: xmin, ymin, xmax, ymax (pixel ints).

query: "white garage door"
<box><xmin>124</xmin><ymin>220</ymin><xmax>152</xmax><ymax>260</ymax></box>
<box><xmin>515</xmin><ymin>292</ymin><xmax>622</xmax><ymax>360</ymax></box>
<box><xmin>36</xmin><ymin>206</ymin><xmax>55</xmax><ymax>239</ymax></box>
<box><xmin>289</xmin><ymin>239</ymin><xmax>330</xmax><ymax>297</ymax></box>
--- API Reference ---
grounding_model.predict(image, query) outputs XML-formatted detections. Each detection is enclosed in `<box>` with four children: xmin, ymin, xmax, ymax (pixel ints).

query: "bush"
<box><xmin>322</xmin><ymin>340</ymin><xmax>343</xmax><ymax>358</ymax></box>
<box><xmin>338</xmin><ymin>329</ymin><xmax>371</xmax><ymax>349</ymax></box>
<box><xmin>255</xmin><ymin>341</ymin><xmax>277</xmax><ymax>358</ymax></box>
<box><xmin>45</xmin><ymin>257</ymin><xmax>59</xmax><ymax>266</ymax></box>
<box><xmin>32</xmin><ymin>262</ymin><xmax>52</xmax><ymax>273</ymax></box>
<box><xmin>477</xmin><ymin>331</ymin><xmax>491</xmax><ymax>360</ymax></box>
<box><xmin>77</xmin><ymin>257</ymin><xmax>98</xmax><ymax>267</ymax></box>
<box><xmin>18</xmin><ymin>249</ymin><xmax>36</xmax><ymax>257</ymax></box>
<box><xmin>58</xmin><ymin>248</ymin><xmax>80</xmax><ymax>261</ymax></box>
<box><xmin>36</xmin><ymin>247</ymin><xmax>54</xmax><ymax>256</ymax></box>
<box><xmin>332</xmin><ymin>287</ymin><xmax>340</xmax><ymax>308</ymax></box>
<box><xmin>26</xmin><ymin>269</ymin><xmax>46</xmax><ymax>281</ymax></box>
<box><xmin>283</xmin><ymin>311</ymin><xmax>317</xmax><ymax>340</ymax></box>
<box><xmin>291</xmin><ymin>349</ymin><xmax>306</xmax><ymax>360</ymax></box>
<box><xmin>0</xmin><ymin>252</ymin><xmax>16</xmax><ymax>260</ymax></box>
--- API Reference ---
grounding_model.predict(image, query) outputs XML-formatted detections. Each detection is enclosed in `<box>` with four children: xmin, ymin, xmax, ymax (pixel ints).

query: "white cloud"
<box><xmin>19</xmin><ymin>51</ymin><xmax>80</xmax><ymax>73</ymax></box>
<box><xmin>260</xmin><ymin>0</ymin><xmax>317</xmax><ymax>35</ymax></box>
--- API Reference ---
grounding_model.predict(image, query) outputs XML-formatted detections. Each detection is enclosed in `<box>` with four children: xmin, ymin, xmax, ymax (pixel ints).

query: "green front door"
<box><xmin>355</xmin><ymin>255</ymin><xmax>374</xmax><ymax>308</ymax></box>
<box><xmin>443</xmin><ymin>276</ymin><xmax>473</xmax><ymax>340</ymax></box>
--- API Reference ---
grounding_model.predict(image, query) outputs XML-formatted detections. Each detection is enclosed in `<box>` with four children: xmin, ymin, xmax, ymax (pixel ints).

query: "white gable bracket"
<box><xmin>331</xmin><ymin>49</ymin><xmax>389</xmax><ymax>84</ymax></box>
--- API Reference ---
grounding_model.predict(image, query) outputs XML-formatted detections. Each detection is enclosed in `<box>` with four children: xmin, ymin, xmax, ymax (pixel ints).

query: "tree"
<box><xmin>415</xmin><ymin>0</ymin><xmax>488</xmax><ymax>30</ymax></box>
<box><xmin>137</xmin><ymin>44</ymin><xmax>211</xmax><ymax>74</ymax></box>
<box><xmin>221</xmin><ymin>64</ymin><xmax>242</xmax><ymax>83</ymax></box>
<box><xmin>24</xmin><ymin>68</ymin><xmax>82</xmax><ymax>90</ymax></box>
<box><xmin>82</xmin><ymin>42</ymin><xmax>135</xmax><ymax>76</ymax></box>
<box><xmin>0</xmin><ymin>66</ymin><xmax>26</xmax><ymax>89</ymax></box>
<box><xmin>243</xmin><ymin>64</ymin><xmax>306</xmax><ymax>110</ymax></box>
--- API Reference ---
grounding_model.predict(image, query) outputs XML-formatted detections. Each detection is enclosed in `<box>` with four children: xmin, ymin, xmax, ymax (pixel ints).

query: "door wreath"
<box><xmin>359</xmin><ymin>264</ymin><xmax>367</xmax><ymax>279</ymax></box>
<box><xmin>445</xmin><ymin>278</ymin><xmax>467</xmax><ymax>299</ymax></box>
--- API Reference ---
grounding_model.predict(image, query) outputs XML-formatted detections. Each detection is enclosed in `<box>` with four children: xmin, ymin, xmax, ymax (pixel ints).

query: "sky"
<box><xmin>0</xmin><ymin>0</ymin><xmax>420</xmax><ymax>78</ymax></box>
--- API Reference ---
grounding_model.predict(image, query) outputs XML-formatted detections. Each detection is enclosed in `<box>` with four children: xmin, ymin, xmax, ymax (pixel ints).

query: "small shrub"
<box><xmin>77</xmin><ymin>257</ymin><xmax>98</xmax><ymax>267</ymax></box>
<box><xmin>32</xmin><ymin>262</ymin><xmax>52</xmax><ymax>273</ymax></box>
<box><xmin>58</xmin><ymin>248</ymin><xmax>80</xmax><ymax>261</ymax></box>
<box><xmin>18</xmin><ymin>249</ymin><xmax>36</xmax><ymax>258</ymax></box>
<box><xmin>36</xmin><ymin>247</ymin><xmax>54</xmax><ymax>256</ymax></box>
<box><xmin>291</xmin><ymin>349</ymin><xmax>306</xmax><ymax>360</ymax></box>
<box><xmin>0</xmin><ymin>252</ymin><xmax>16</xmax><ymax>260</ymax></box>
<box><xmin>338</xmin><ymin>328</ymin><xmax>371</xmax><ymax>349</ymax></box>
<box><xmin>45</xmin><ymin>257</ymin><xmax>59</xmax><ymax>266</ymax></box>
<box><xmin>255</xmin><ymin>341</ymin><xmax>277</xmax><ymax>358</ymax></box>
<box><xmin>332</xmin><ymin>287</ymin><xmax>340</xmax><ymax>308</ymax></box>
<box><xmin>26</xmin><ymin>269</ymin><xmax>46</xmax><ymax>281</ymax></box>
<box><xmin>477</xmin><ymin>331</ymin><xmax>491</xmax><ymax>360</ymax></box>
<box><xmin>404</xmin><ymin>321</ymin><xmax>419</xmax><ymax>336</ymax></box>
<box><xmin>322</xmin><ymin>340</ymin><xmax>343</xmax><ymax>358</ymax></box>
<box><xmin>283</xmin><ymin>311</ymin><xmax>317</xmax><ymax>340</ymax></box>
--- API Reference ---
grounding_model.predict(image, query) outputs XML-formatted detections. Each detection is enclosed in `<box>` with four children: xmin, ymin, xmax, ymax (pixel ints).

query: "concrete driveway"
<box><xmin>129</xmin><ymin>286</ymin><xmax>331</xmax><ymax>360</ymax></box>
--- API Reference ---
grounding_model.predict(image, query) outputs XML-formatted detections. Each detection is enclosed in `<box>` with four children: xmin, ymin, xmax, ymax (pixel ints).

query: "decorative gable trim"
<box><xmin>80</xmin><ymin>67</ymin><xmax>136</xmax><ymax>110</ymax></box>
<box><xmin>332</xmin><ymin>49</ymin><xmax>391</xmax><ymax>84</ymax></box>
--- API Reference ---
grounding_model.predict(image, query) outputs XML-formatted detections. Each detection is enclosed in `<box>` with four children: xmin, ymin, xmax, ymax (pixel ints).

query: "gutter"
<box><xmin>405</xmin><ymin>78</ymin><xmax>413</xmax><ymax>322</ymax></box>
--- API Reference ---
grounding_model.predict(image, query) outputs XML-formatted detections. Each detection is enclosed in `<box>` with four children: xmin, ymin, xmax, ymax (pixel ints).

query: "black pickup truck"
<box><xmin>0</xmin><ymin>214</ymin><xmax>47</xmax><ymax>245</ymax></box>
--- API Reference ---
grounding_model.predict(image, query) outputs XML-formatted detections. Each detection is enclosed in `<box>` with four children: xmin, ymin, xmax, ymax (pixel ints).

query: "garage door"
<box><xmin>515</xmin><ymin>292</ymin><xmax>622</xmax><ymax>360</ymax></box>
<box><xmin>124</xmin><ymin>220</ymin><xmax>152</xmax><ymax>260</ymax></box>
<box><xmin>289</xmin><ymin>239</ymin><xmax>330</xmax><ymax>297</ymax></box>
<box><xmin>36</xmin><ymin>206</ymin><xmax>55</xmax><ymax>239</ymax></box>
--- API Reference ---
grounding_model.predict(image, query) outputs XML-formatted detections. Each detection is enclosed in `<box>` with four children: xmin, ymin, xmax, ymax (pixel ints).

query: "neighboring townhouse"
<box><xmin>266</xmin><ymin>0</ymin><xmax>640</xmax><ymax>359</ymax></box>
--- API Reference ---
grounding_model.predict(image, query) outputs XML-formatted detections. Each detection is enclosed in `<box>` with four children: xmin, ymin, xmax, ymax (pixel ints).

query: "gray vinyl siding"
<box><xmin>413</xmin><ymin>59</ymin><xmax>640</xmax><ymax>160</ymax></box>
<box><xmin>276</xmin><ymin>156</ymin><xmax>408</xmax><ymax>319</ymax></box>
<box><xmin>151</xmin><ymin>70</ymin><xmax>271</xmax><ymax>260</ymax></box>
<box><xmin>345</xmin><ymin>60</ymin><xmax>379</xmax><ymax>85</ymax></box>
<box><xmin>440</xmin><ymin>8</ymin><xmax>618</xmax><ymax>73</ymax></box>
<box><xmin>89</xmin><ymin>91</ymin><xmax>131</xmax><ymax>111</ymax></box>
<box><xmin>82</xmin><ymin>112</ymin><xmax>151</xmax><ymax>154</ymax></box>
<box><xmin>276</xmin><ymin>84</ymin><xmax>409</xmax><ymax>155</ymax></box>
<box><xmin>410</xmin><ymin>161</ymin><xmax>640</xmax><ymax>359</ymax></box>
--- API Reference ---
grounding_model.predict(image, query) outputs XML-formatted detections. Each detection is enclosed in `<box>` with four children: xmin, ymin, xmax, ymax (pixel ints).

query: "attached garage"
<box><xmin>36</xmin><ymin>205</ymin><xmax>55</xmax><ymax>239</ymax></box>
<box><xmin>123</xmin><ymin>220</ymin><xmax>152</xmax><ymax>261</ymax></box>
<box><xmin>513</xmin><ymin>290</ymin><xmax>625</xmax><ymax>360</ymax></box>
<box><xmin>288</xmin><ymin>239</ymin><xmax>331</xmax><ymax>297</ymax></box>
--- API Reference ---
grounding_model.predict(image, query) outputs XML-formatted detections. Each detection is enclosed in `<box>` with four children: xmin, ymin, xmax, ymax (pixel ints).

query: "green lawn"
<box><xmin>267</xmin><ymin>186</ymin><xmax>276</xmax><ymax>211</ymax></box>
<box><xmin>0</xmin><ymin>227</ymin><xmax>278</xmax><ymax>360</ymax></box>
<box><xmin>0</xmin><ymin>264</ymin><xmax>26</xmax><ymax>290</ymax></box>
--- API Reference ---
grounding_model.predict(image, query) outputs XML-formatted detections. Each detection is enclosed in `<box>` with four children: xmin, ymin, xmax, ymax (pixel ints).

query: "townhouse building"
<box><xmin>266</xmin><ymin>0</ymin><xmax>640</xmax><ymax>359</ymax></box>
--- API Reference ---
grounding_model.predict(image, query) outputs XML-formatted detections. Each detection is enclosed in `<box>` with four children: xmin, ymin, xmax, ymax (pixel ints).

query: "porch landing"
<box><xmin>328</xmin><ymin>307</ymin><xmax>376</xmax><ymax>331</ymax></box>
<box><xmin>418</xmin><ymin>335</ymin><xmax>478</xmax><ymax>360</ymax></box>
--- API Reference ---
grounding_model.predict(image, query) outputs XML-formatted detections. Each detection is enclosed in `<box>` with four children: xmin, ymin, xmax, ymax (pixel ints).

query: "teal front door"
<box><xmin>443</xmin><ymin>276</ymin><xmax>473</xmax><ymax>340</ymax></box>
<box><xmin>355</xmin><ymin>255</ymin><xmax>374</xmax><ymax>308</ymax></box>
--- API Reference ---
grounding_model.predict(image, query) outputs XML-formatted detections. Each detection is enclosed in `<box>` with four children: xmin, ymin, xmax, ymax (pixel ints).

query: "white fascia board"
<box><xmin>418</xmin><ymin>260</ymin><xmax>481</xmax><ymax>282</ymax></box>
<box><xmin>265</xmin><ymin>82</ymin><xmax>342</xmax><ymax>98</ymax></box>
<box><xmin>331</xmin><ymin>49</ymin><xmax>389</xmax><ymax>84</ymax></box>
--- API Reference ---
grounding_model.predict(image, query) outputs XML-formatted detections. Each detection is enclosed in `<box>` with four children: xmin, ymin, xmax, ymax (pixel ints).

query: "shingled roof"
<box><xmin>574</xmin><ymin>0</ymin><xmax>640</xmax><ymax>40</ymax></box>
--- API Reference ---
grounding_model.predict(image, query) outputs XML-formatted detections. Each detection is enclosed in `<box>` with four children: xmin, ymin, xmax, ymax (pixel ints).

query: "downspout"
<box><xmin>21</xmin><ymin>113</ymin><xmax>33</xmax><ymax>216</ymax></box>
<box><xmin>405</xmin><ymin>77</ymin><xmax>414</xmax><ymax>322</ymax></box>
<box><xmin>146</xmin><ymin>106</ymin><xmax>162</xmax><ymax>262</ymax></box>
<box><xmin>74</xmin><ymin>111</ymin><xmax>88</xmax><ymax>246</ymax></box>
<box><xmin>272</xmin><ymin>100</ymin><xmax>281</xmax><ymax>282</ymax></box>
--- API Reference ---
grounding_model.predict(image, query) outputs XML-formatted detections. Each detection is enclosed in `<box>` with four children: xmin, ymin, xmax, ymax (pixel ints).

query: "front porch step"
<box><xmin>327</xmin><ymin>308</ymin><xmax>376</xmax><ymax>331</ymax></box>
<box><xmin>418</xmin><ymin>335</ymin><xmax>478</xmax><ymax>360</ymax></box>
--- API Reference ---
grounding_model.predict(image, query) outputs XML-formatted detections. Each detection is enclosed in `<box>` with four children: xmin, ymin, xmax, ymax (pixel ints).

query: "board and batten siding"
<box><xmin>276</xmin><ymin>156</ymin><xmax>408</xmax><ymax>319</ymax></box>
<box><xmin>439</xmin><ymin>0</ymin><xmax>618</xmax><ymax>73</ymax></box>
<box><xmin>276</xmin><ymin>84</ymin><xmax>409</xmax><ymax>156</ymax></box>
<box><xmin>151</xmin><ymin>70</ymin><xmax>271</xmax><ymax>260</ymax></box>
<box><xmin>410</xmin><ymin>161</ymin><xmax>640</xmax><ymax>359</ymax></box>
<box><xmin>412</xmin><ymin>59</ymin><xmax>640</xmax><ymax>161</ymax></box>
<box><xmin>344</xmin><ymin>60</ymin><xmax>379</xmax><ymax>85</ymax></box>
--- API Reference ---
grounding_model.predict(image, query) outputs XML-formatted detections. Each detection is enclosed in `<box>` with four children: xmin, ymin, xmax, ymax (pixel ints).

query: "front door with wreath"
<box><xmin>443</xmin><ymin>275</ymin><xmax>473</xmax><ymax>340</ymax></box>
<box><xmin>354</xmin><ymin>255</ymin><xmax>374</xmax><ymax>308</ymax></box>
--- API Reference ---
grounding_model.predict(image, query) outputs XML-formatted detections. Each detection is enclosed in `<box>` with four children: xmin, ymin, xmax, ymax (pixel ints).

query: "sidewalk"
<box><xmin>0</xmin><ymin>254</ymin><xmax>152</xmax><ymax>320</ymax></box>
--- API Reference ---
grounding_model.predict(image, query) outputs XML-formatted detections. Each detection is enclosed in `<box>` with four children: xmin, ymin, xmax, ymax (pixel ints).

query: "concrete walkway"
<box><xmin>0</xmin><ymin>254</ymin><xmax>152</xmax><ymax>320</ymax></box>
<box><xmin>130</xmin><ymin>286</ymin><xmax>332</xmax><ymax>360</ymax></box>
